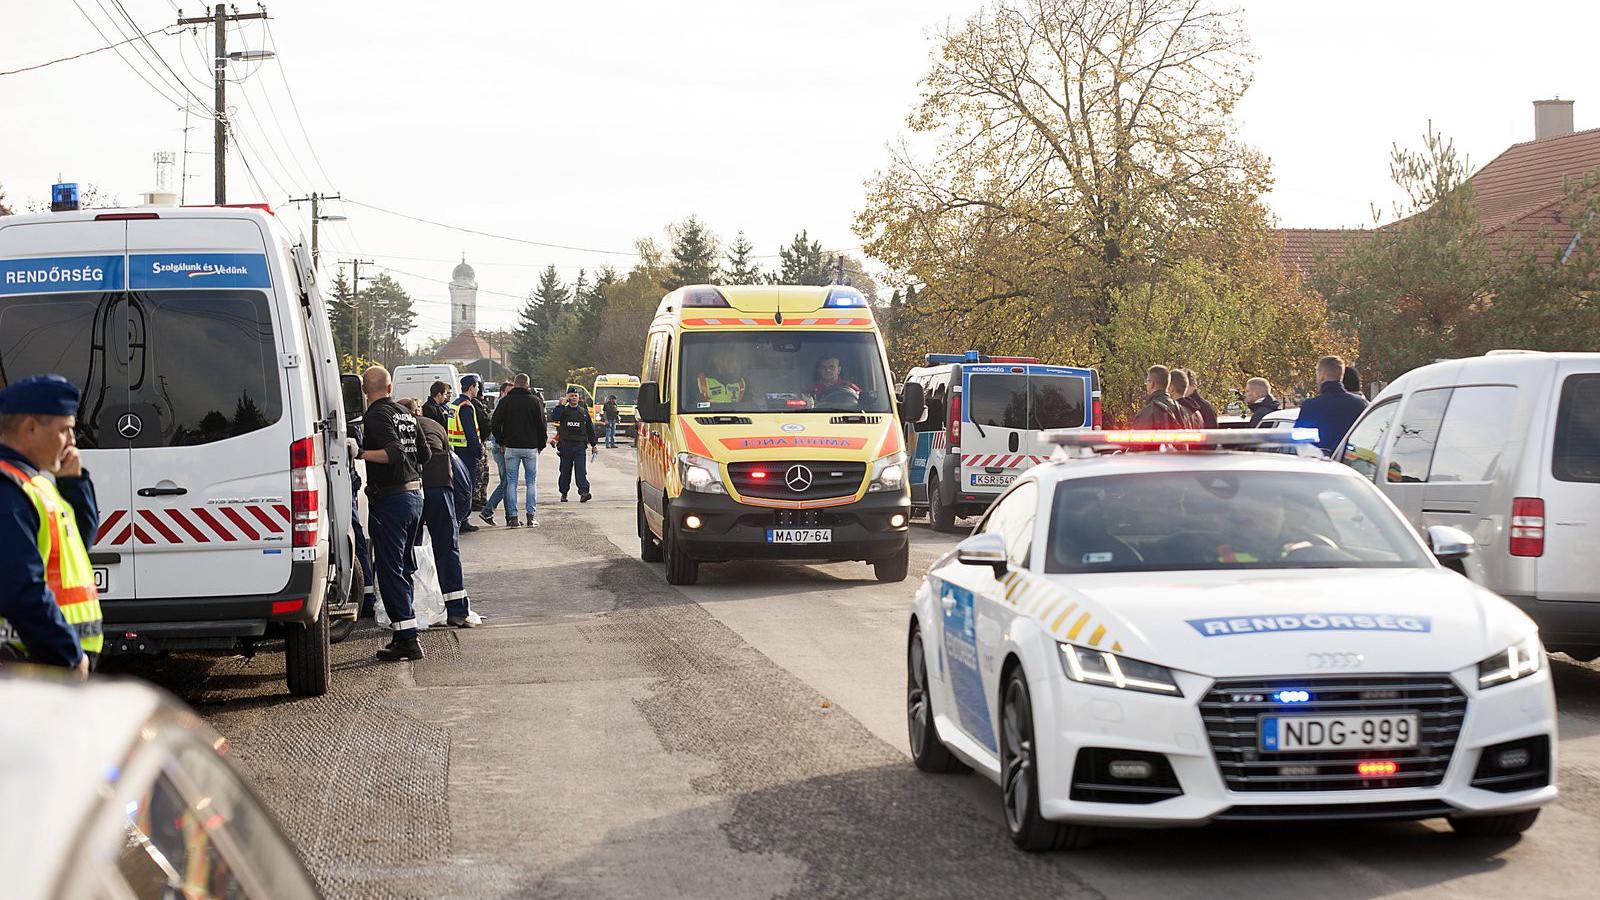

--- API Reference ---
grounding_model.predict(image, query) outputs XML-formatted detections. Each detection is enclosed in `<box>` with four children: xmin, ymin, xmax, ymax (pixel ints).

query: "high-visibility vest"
<box><xmin>447</xmin><ymin>399</ymin><xmax>469</xmax><ymax>448</ymax></box>
<box><xmin>697</xmin><ymin>374</ymin><xmax>745</xmax><ymax>404</ymax></box>
<box><xmin>0</xmin><ymin>460</ymin><xmax>103</xmax><ymax>656</ymax></box>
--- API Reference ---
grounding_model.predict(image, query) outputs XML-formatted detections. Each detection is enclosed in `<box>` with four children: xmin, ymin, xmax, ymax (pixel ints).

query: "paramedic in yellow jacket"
<box><xmin>694</xmin><ymin>345</ymin><xmax>747</xmax><ymax>407</ymax></box>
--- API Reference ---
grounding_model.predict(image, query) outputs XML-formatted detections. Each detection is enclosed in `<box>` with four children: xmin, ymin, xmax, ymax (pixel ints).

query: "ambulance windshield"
<box><xmin>678</xmin><ymin>332</ymin><xmax>892</xmax><ymax>414</ymax></box>
<box><xmin>598</xmin><ymin>386</ymin><xmax>639</xmax><ymax>406</ymax></box>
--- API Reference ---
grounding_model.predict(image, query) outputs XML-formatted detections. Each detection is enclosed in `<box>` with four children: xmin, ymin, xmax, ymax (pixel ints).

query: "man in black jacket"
<box><xmin>421</xmin><ymin>381</ymin><xmax>451</xmax><ymax>429</ymax></box>
<box><xmin>1245</xmin><ymin>377</ymin><xmax>1281</xmax><ymax>427</ymax></box>
<box><xmin>549</xmin><ymin>388</ymin><xmax>597</xmax><ymax>502</ymax></box>
<box><xmin>1178</xmin><ymin>369</ymin><xmax>1219</xmax><ymax>429</ymax></box>
<box><xmin>1130</xmin><ymin>366</ymin><xmax>1187</xmax><ymax>430</ymax></box>
<box><xmin>490</xmin><ymin>373</ymin><xmax>546</xmax><ymax>527</ymax></box>
<box><xmin>356</xmin><ymin>366</ymin><xmax>431</xmax><ymax>662</ymax></box>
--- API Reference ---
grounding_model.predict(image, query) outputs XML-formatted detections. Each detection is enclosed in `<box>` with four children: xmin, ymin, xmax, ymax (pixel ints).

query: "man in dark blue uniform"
<box><xmin>1295</xmin><ymin>355</ymin><xmax>1369</xmax><ymax>457</ymax></box>
<box><xmin>0</xmin><ymin>375</ymin><xmax>100</xmax><ymax>679</ymax></box>
<box><xmin>549</xmin><ymin>389</ymin><xmax>597</xmax><ymax>502</ymax></box>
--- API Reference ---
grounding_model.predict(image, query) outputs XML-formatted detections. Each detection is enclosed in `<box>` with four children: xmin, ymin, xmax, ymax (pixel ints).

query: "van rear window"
<box><xmin>1553</xmin><ymin>373</ymin><xmax>1600</xmax><ymax>483</ymax></box>
<box><xmin>967</xmin><ymin>373</ymin><xmax>1087</xmax><ymax>430</ymax></box>
<box><xmin>0</xmin><ymin>294</ymin><xmax>112</xmax><ymax>447</ymax></box>
<box><xmin>132</xmin><ymin>291</ymin><xmax>283</xmax><ymax>446</ymax></box>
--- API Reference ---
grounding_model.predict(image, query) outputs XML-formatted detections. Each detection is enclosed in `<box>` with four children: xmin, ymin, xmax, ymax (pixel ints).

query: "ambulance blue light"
<box><xmin>823</xmin><ymin>286</ymin><xmax>868</xmax><ymax>308</ymax></box>
<box><xmin>1273</xmin><ymin>690</ymin><xmax>1312</xmax><ymax>704</ymax></box>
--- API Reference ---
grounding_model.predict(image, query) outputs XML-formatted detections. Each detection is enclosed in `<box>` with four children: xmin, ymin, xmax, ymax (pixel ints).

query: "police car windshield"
<box><xmin>1045</xmin><ymin>471</ymin><xmax>1430</xmax><ymax>574</ymax></box>
<box><xmin>677</xmin><ymin>332</ymin><xmax>891</xmax><ymax>413</ymax></box>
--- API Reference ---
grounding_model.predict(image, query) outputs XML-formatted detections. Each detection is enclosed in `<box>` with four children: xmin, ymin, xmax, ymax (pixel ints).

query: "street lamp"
<box><xmin>226</xmin><ymin>50</ymin><xmax>276</xmax><ymax>61</ymax></box>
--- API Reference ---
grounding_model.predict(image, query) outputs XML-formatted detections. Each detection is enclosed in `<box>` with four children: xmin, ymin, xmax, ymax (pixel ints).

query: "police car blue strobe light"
<box><xmin>1046</xmin><ymin>427</ymin><xmax>1323</xmax><ymax>458</ymax></box>
<box><xmin>1273</xmin><ymin>689</ymin><xmax>1313</xmax><ymax>704</ymax></box>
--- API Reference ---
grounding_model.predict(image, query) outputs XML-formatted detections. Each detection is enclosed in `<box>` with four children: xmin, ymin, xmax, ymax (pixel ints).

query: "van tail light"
<box><xmin>949</xmin><ymin>392</ymin><xmax>963</xmax><ymax>447</ymax></box>
<box><xmin>1092</xmin><ymin>396</ymin><xmax>1103</xmax><ymax>430</ymax></box>
<box><xmin>290</xmin><ymin>436</ymin><xmax>322</xmax><ymax>549</ymax></box>
<box><xmin>1509</xmin><ymin>497</ymin><xmax>1545</xmax><ymax>557</ymax></box>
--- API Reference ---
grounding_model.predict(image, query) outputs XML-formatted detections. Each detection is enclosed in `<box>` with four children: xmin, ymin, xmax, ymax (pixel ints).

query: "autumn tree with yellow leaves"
<box><xmin>857</xmin><ymin>0</ymin><xmax>1349</xmax><ymax>419</ymax></box>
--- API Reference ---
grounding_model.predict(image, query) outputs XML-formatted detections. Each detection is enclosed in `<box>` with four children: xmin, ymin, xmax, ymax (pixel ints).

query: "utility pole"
<box><xmin>341</xmin><ymin>258</ymin><xmax>374</xmax><ymax>361</ymax></box>
<box><xmin>834</xmin><ymin>255</ymin><xmax>845</xmax><ymax>285</ymax></box>
<box><xmin>286</xmin><ymin>193</ymin><xmax>343</xmax><ymax>267</ymax></box>
<box><xmin>178</xmin><ymin>4</ymin><xmax>270</xmax><ymax>205</ymax></box>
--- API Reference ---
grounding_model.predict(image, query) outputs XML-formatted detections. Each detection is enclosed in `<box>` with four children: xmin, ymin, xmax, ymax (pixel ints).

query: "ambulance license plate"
<box><xmin>970</xmin><ymin>473</ymin><xmax>1014</xmax><ymax>487</ymax></box>
<box><xmin>1259</xmin><ymin>713</ymin><xmax>1418</xmax><ymax>752</ymax></box>
<box><xmin>92</xmin><ymin>567</ymin><xmax>109</xmax><ymax>592</ymax></box>
<box><xmin>767</xmin><ymin>528</ymin><xmax>831</xmax><ymax>544</ymax></box>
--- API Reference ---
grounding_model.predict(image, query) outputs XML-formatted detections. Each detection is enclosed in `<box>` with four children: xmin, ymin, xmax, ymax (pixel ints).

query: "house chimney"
<box><xmin>1534</xmin><ymin>99</ymin><xmax>1574</xmax><ymax>140</ymax></box>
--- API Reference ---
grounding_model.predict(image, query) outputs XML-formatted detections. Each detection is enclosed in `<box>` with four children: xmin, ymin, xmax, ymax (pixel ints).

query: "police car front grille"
<box><xmin>1200</xmin><ymin>675</ymin><xmax>1467</xmax><ymax>793</ymax></box>
<box><xmin>727</xmin><ymin>461</ymin><xmax>866</xmax><ymax>500</ymax></box>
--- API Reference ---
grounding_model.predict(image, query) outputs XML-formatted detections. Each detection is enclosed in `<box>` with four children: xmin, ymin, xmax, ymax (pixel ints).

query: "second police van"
<box><xmin>902</xmin><ymin>351</ymin><xmax>1100</xmax><ymax>531</ymax></box>
<box><xmin>0</xmin><ymin>196</ymin><xmax>359</xmax><ymax>696</ymax></box>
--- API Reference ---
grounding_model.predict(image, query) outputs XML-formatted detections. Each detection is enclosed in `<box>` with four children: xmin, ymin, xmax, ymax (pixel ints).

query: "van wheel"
<box><xmin>908</xmin><ymin>624</ymin><xmax>966</xmax><ymax>773</ymax></box>
<box><xmin>639</xmin><ymin>497</ymin><xmax>663</xmax><ymax>562</ymax></box>
<box><xmin>285</xmin><ymin>607</ymin><xmax>330</xmax><ymax>697</ymax></box>
<box><xmin>663</xmin><ymin>511</ymin><xmax>699</xmax><ymax>585</ymax></box>
<box><xmin>930</xmin><ymin>477</ymin><xmax>957</xmax><ymax>533</ymax></box>
<box><xmin>329</xmin><ymin>564</ymin><xmax>362</xmax><ymax>645</ymax></box>
<box><xmin>1449</xmin><ymin>809</ymin><xmax>1541</xmax><ymax>837</ymax></box>
<box><xmin>875</xmin><ymin>543</ymin><xmax>910</xmax><ymax>583</ymax></box>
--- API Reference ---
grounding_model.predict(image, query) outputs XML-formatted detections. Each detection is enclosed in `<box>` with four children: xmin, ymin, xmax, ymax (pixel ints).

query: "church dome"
<box><xmin>451</xmin><ymin>255</ymin><xmax>476</xmax><ymax>285</ymax></box>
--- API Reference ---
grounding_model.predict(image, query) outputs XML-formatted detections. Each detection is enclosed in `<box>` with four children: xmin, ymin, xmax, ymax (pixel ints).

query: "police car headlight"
<box><xmin>1478</xmin><ymin>636</ymin><xmax>1543</xmax><ymax>688</ymax></box>
<box><xmin>868</xmin><ymin>452</ymin><xmax>907</xmax><ymax>492</ymax></box>
<box><xmin>676</xmin><ymin>452</ymin><xmax>725</xmax><ymax>494</ymax></box>
<box><xmin>1058</xmin><ymin>643</ymin><xmax>1182</xmax><ymax>696</ymax></box>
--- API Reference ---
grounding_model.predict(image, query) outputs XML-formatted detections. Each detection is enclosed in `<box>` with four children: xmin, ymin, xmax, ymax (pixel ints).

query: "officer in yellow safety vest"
<box><xmin>0</xmin><ymin>375</ymin><xmax>104</xmax><ymax>679</ymax></box>
<box><xmin>694</xmin><ymin>346</ymin><xmax>747</xmax><ymax>407</ymax></box>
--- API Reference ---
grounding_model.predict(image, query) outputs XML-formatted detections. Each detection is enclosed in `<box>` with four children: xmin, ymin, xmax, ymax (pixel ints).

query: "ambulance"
<box><xmin>901</xmin><ymin>351</ymin><xmax>1100</xmax><ymax>531</ymax></box>
<box><xmin>634</xmin><ymin>285</ymin><xmax>920</xmax><ymax>586</ymax></box>
<box><xmin>0</xmin><ymin>196</ymin><xmax>359</xmax><ymax>696</ymax></box>
<box><xmin>590</xmin><ymin>373</ymin><xmax>641</xmax><ymax>442</ymax></box>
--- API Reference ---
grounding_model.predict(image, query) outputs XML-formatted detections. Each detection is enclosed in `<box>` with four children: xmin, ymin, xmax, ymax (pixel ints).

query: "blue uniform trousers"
<box><xmin>557</xmin><ymin>444</ymin><xmax>590</xmax><ymax>496</ymax></box>
<box><xmin>420</xmin><ymin>485</ymin><xmax>469</xmax><ymax>619</ymax></box>
<box><xmin>368</xmin><ymin>489</ymin><xmax>423</xmax><ymax>636</ymax></box>
<box><xmin>451</xmin><ymin>451</ymin><xmax>474</xmax><ymax>528</ymax></box>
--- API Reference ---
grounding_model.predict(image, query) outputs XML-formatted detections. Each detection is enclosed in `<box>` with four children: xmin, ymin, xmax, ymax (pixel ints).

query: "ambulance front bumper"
<box><xmin>669</xmin><ymin>491</ymin><xmax>909</xmax><ymax>562</ymax></box>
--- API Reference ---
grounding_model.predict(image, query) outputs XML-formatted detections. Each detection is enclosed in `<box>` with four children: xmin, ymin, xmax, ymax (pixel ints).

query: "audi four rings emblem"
<box><xmin>117</xmin><ymin>413</ymin><xmax>143</xmax><ymax>439</ymax></box>
<box><xmin>785</xmin><ymin>464</ymin><xmax>814</xmax><ymax>492</ymax></box>
<box><xmin>1307</xmin><ymin>652</ymin><xmax>1365</xmax><ymax>669</ymax></box>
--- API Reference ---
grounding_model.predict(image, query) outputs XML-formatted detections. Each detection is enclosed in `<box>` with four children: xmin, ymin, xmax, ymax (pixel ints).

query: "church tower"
<box><xmin>449</xmin><ymin>255</ymin><xmax>477</xmax><ymax>336</ymax></box>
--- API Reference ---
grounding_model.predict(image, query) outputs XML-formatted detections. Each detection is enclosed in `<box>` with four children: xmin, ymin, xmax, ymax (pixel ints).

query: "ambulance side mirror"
<box><xmin>900</xmin><ymin>381</ymin><xmax>926</xmax><ymax>424</ymax></box>
<box><xmin>637</xmin><ymin>382</ymin><xmax>668</xmax><ymax>423</ymax></box>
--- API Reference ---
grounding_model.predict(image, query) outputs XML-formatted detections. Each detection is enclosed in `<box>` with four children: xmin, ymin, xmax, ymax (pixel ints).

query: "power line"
<box><xmin>262</xmin><ymin>20</ymin><xmax>335</xmax><ymax>188</ymax></box>
<box><xmin>0</xmin><ymin>22</ymin><xmax>181</xmax><ymax>76</ymax></box>
<box><xmin>345</xmin><ymin>199</ymin><xmax>644</xmax><ymax>257</ymax></box>
<box><xmin>68</xmin><ymin>0</ymin><xmax>194</xmax><ymax>112</ymax></box>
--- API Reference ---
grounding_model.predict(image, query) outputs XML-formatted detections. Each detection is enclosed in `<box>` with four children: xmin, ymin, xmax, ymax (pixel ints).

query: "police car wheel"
<box><xmin>284</xmin><ymin>607</ymin><xmax>331</xmax><ymax>697</ymax></box>
<box><xmin>639</xmin><ymin>498</ymin><xmax>663</xmax><ymax>563</ymax></box>
<box><xmin>907</xmin><ymin>624</ymin><xmax>966</xmax><ymax>774</ymax></box>
<box><xmin>875</xmin><ymin>544</ymin><xmax>910</xmax><ymax>583</ymax></box>
<box><xmin>930</xmin><ymin>477</ymin><xmax>957</xmax><ymax>533</ymax></box>
<box><xmin>1448</xmin><ymin>809</ymin><xmax>1541</xmax><ymax>838</ymax></box>
<box><xmin>663</xmin><ymin>512</ymin><xmax>699</xmax><ymax>585</ymax></box>
<box><xmin>1000</xmin><ymin>667</ymin><xmax>1086</xmax><ymax>851</ymax></box>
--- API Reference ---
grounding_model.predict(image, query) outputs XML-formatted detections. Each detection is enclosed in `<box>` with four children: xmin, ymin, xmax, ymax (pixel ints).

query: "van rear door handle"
<box><xmin>137</xmin><ymin>486</ymin><xmax>188</xmax><ymax>497</ymax></box>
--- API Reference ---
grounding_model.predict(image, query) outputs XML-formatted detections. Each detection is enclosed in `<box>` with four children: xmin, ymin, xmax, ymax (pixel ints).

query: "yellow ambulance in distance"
<box><xmin>591</xmin><ymin>372</ymin><xmax>642</xmax><ymax>443</ymax></box>
<box><xmin>634</xmin><ymin>285</ymin><xmax>922</xmax><ymax>586</ymax></box>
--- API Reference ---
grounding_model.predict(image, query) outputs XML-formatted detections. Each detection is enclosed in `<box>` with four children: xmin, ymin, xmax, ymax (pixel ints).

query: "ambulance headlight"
<box><xmin>1478</xmin><ymin>635</ymin><xmax>1542</xmax><ymax>688</ymax></box>
<box><xmin>676</xmin><ymin>452</ymin><xmax>724</xmax><ymax>494</ymax></box>
<box><xmin>1058</xmin><ymin>643</ymin><xmax>1182</xmax><ymax>696</ymax></box>
<box><xmin>868</xmin><ymin>452</ymin><xmax>907</xmax><ymax>492</ymax></box>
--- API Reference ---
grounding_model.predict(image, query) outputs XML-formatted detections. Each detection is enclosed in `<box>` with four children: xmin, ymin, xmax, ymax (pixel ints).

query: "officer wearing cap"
<box><xmin>0</xmin><ymin>375</ymin><xmax>103</xmax><ymax>679</ymax></box>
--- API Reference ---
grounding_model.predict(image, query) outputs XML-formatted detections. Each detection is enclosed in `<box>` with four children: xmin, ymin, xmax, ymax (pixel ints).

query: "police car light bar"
<box><xmin>1046</xmin><ymin>428</ymin><xmax>1321</xmax><ymax>447</ymax></box>
<box><xmin>923</xmin><ymin>350</ymin><xmax>1041</xmax><ymax>365</ymax></box>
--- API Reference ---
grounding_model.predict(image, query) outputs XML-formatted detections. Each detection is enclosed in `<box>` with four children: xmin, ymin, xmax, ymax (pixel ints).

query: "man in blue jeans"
<box><xmin>481</xmin><ymin>436</ymin><xmax>508</xmax><ymax>525</ymax></box>
<box><xmin>356</xmin><ymin>366</ymin><xmax>430</xmax><ymax>662</ymax></box>
<box><xmin>490</xmin><ymin>373</ymin><xmax>546</xmax><ymax>527</ymax></box>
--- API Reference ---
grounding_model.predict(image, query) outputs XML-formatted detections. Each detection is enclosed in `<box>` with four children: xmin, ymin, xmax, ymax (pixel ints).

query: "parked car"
<box><xmin>0</xmin><ymin>674</ymin><xmax>321</xmax><ymax>899</ymax></box>
<box><xmin>1337</xmin><ymin>350</ymin><xmax>1600</xmax><ymax>661</ymax></box>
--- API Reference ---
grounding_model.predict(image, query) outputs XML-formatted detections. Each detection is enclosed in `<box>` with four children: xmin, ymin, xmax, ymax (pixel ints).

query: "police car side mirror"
<box><xmin>1425</xmin><ymin>525</ymin><xmax>1475</xmax><ymax>562</ymax></box>
<box><xmin>901</xmin><ymin>381</ymin><xmax>926</xmax><ymax>425</ymax></box>
<box><xmin>956</xmin><ymin>532</ymin><xmax>1008</xmax><ymax>577</ymax></box>
<box><xmin>637</xmin><ymin>382</ymin><xmax>668</xmax><ymax>423</ymax></box>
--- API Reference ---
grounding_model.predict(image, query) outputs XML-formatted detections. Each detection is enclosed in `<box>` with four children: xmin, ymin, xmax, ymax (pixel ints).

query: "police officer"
<box><xmin>549</xmin><ymin>388</ymin><xmax>597</xmax><ymax>502</ymax></box>
<box><xmin>448</xmin><ymin>376</ymin><xmax>485</xmax><ymax>533</ymax></box>
<box><xmin>399</xmin><ymin>399</ymin><xmax>477</xmax><ymax>628</ymax></box>
<box><xmin>355</xmin><ymin>366</ymin><xmax>431</xmax><ymax>662</ymax></box>
<box><xmin>0</xmin><ymin>375</ymin><xmax>103</xmax><ymax>679</ymax></box>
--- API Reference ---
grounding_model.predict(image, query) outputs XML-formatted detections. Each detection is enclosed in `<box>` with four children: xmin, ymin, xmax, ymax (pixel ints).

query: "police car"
<box><xmin>906</xmin><ymin>428</ymin><xmax>1556</xmax><ymax>850</ymax></box>
<box><xmin>901</xmin><ymin>351</ymin><xmax>1099</xmax><ymax>532</ymax></box>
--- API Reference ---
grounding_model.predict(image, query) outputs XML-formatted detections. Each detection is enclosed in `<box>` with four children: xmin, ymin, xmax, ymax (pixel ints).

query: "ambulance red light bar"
<box><xmin>1047</xmin><ymin>428</ymin><xmax>1321</xmax><ymax>448</ymax></box>
<box><xmin>679</xmin><ymin>286</ymin><xmax>730</xmax><ymax>307</ymax></box>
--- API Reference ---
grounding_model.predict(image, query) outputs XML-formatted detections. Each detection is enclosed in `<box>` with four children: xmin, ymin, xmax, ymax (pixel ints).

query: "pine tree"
<box><xmin>776</xmin><ymin>230</ymin><xmax>830</xmax><ymax>285</ymax></box>
<box><xmin>326</xmin><ymin>269</ymin><xmax>357</xmax><ymax>360</ymax></box>
<box><xmin>359</xmin><ymin>274</ymin><xmax>418</xmax><ymax>369</ymax></box>
<box><xmin>661</xmin><ymin>216</ymin><xmax>720</xmax><ymax>291</ymax></box>
<box><xmin>721</xmin><ymin>231</ymin><xmax>763</xmax><ymax>284</ymax></box>
<box><xmin>511</xmin><ymin>265</ymin><xmax>571</xmax><ymax>387</ymax></box>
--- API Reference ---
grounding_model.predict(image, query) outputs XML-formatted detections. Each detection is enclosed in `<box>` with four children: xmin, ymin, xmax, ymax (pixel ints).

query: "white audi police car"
<box><xmin>907</xmin><ymin>428</ymin><xmax>1557</xmax><ymax>851</ymax></box>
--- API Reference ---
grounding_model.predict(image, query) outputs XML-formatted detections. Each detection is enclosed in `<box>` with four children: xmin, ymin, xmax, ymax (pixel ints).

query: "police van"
<box><xmin>0</xmin><ymin>199</ymin><xmax>358</xmax><ymax>696</ymax></box>
<box><xmin>901</xmin><ymin>351</ymin><xmax>1100</xmax><ymax>531</ymax></box>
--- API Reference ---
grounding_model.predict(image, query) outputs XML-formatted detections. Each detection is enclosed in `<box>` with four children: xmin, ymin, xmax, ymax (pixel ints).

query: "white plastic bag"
<box><xmin>374</xmin><ymin>542</ymin><xmax>448</xmax><ymax>631</ymax></box>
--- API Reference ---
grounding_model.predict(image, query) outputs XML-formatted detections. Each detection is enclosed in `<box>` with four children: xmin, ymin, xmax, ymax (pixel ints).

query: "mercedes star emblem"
<box><xmin>117</xmin><ymin>413</ymin><xmax>143</xmax><ymax>440</ymax></box>
<box><xmin>785</xmin><ymin>464</ymin><xmax>813</xmax><ymax>492</ymax></box>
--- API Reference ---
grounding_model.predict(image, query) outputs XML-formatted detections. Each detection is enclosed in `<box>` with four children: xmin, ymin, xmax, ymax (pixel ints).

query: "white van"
<box><xmin>0</xmin><ymin>203</ymin><xmax>359</xmax><ymax>695</ymax></box>
<box><xmin>392</xmin><ymin>363</ymin><xmax>460</xmax><ymax>405</ymax></box>
<box><xmin>1338</xmin><ymin>350</ymin><xmax>1600</xmax><ymax>660</ymax></box>
<box><xmin>900</xmin><ymin>351</ymin><xmax>1100</xmax><ymax>531</ymax></box>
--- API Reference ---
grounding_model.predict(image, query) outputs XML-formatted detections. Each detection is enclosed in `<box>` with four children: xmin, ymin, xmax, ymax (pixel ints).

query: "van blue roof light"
<box><xmin>924</xmin><ymin>350</ymin><xmax>988</xmax><ymax>365</ymax></box>
<box><xmin>823</xmin><ymin>286</ymin><xmax>867</xmax><ymax>308</ymax></box>
<box><xmin>51</xmin><ymin>183</ymin><xmax>79</xmax><ymax>213</ymax></box>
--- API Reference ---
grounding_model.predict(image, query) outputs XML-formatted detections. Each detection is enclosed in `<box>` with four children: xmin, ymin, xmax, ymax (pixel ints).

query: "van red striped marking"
<box><xmin>166</xmin><ymin>508</ymin><xmax>210</xmax><ymax>543</ymax></box>
<box><xmin>191</xmin><ymin>507</ymin><xmax>236</xmax><ymax>542</ymax></box>
<box><xmin>220</xmin><ymin>506</ymin><xmax>260</xmax><ymax>540</ymax></box>
<box><xmin>248</xmin><ymin>505</ymin><xmax>282</xmax><ymax>534</ymax></box>
<box><xmin>94</xmin><ymin>509</ymin><xmax>126</xmax><ymax>544</ymax></box>
<box><xmin>92</xmin><ymin>504</ymin><xmax>291</xmax><ymax>545</ymax></box>
<box><xmin>139</xmin><ymin>509</ymin><xmax>181</xmax><ymax>544</ymax></box>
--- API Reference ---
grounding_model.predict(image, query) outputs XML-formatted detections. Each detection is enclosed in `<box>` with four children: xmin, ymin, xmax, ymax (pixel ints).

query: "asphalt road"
<box><xmin>109</xmin><ymin>445</ymin><xmax>1600</xmax><ymax>899</ymax></box>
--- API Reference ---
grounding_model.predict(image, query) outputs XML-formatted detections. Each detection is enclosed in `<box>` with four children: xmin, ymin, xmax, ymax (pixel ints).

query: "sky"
<box><xmin>3</xmin><ymin>1</ymin><xmax>1597</xmax><ymax>340</ymax></box>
